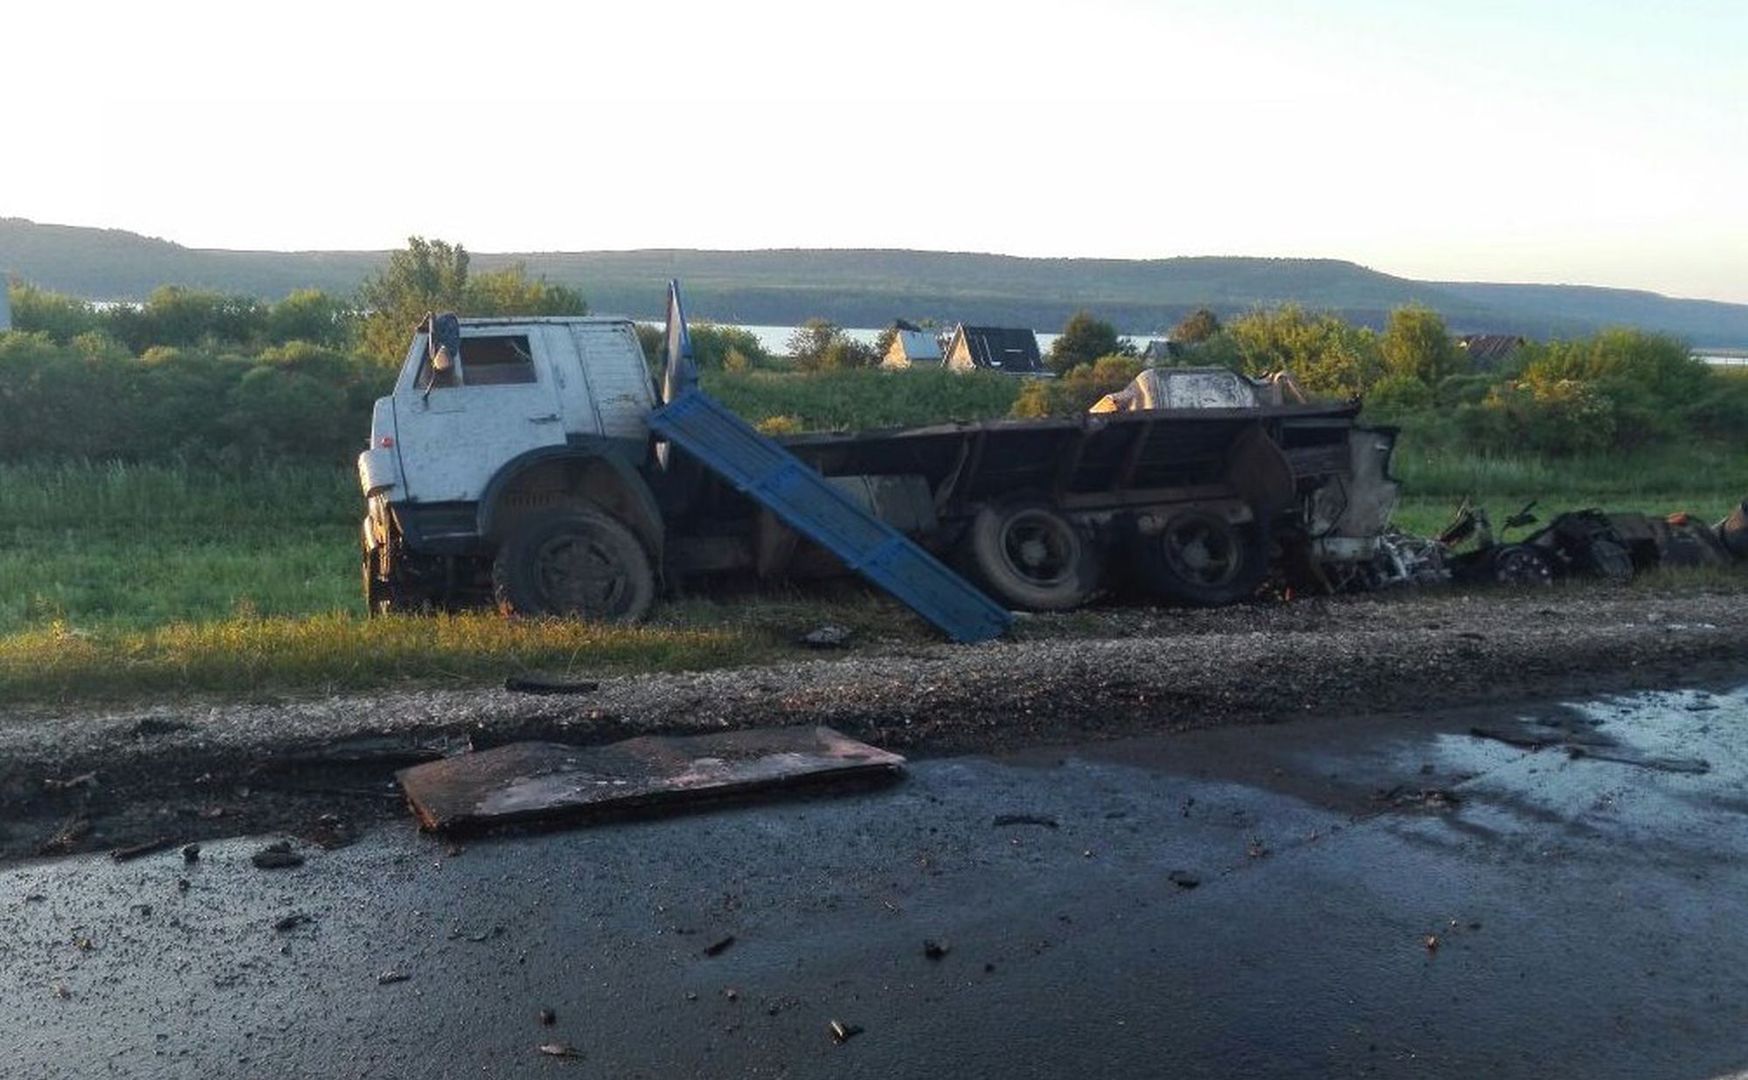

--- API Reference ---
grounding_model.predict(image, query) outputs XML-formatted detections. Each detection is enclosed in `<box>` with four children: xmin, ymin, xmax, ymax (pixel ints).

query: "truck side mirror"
<box><xmin>421</xmin><ymin>312</ymin><xmax>464</xmax><ymax>400</ymax></box>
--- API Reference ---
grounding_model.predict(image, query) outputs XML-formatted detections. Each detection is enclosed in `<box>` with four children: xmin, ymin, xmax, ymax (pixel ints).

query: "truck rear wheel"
<box><xmin>492</xmin><ymin>506</ymin><xmax>656</xmax><ymax>622</ymax></box>
<box><xmin>961</xmin><ymin>499</ymin><xmax>1100</xmax><ymax>611</ymax></box>
<box><xmin>1134</xmin><ymin>510</ymin><xmax>1267</xmax><ymax>607</ymax></box>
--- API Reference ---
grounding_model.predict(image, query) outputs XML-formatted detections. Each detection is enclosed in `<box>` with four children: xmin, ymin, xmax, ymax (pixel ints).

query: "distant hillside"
<box><xmin>4</xmin><ymin>218</ymin><xmax>1746</xmax><ymax>345</ymax></box>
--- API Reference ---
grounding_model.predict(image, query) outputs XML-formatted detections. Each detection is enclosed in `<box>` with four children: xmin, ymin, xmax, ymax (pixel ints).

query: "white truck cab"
<box><xmin>359</xmin><ymin>315</ymin><xmax>667</xmax><ymax>619</ymax></box>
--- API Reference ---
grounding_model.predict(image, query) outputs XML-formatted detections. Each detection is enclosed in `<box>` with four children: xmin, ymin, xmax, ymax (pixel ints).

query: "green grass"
<box><xmin>1</xmin><ymin>418</ymin><xmax>1744</xmax><ymax>703</ymax></box>
<box><xmin>701</xmin><ymin>367</ymin><xmax>1020</xmax><ymax>431</ymax></box>
<box><xmin>0</xmin><ymin>461</ymin><xmax>359</xmax><ymax>630</ymax></box>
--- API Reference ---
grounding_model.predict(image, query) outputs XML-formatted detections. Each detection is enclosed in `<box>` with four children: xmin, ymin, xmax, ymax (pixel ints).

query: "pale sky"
<box><xmin>8</xmin><ymin>0</ymin><xmax>1746</xmax><ymax>301</ymax></box>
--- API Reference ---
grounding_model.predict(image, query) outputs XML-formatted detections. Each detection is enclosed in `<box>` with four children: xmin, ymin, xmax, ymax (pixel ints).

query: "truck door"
<box><xmin>395</xmin><ymin>326</ymin><xmax>568</xmax><ymax>504</ymax></box>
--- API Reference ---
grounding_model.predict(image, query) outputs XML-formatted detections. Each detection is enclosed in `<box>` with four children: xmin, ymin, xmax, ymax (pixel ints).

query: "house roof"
<box><xmin>893</xmin><ymin>329</ymin><xmax>943</xmax><ymax>361</ymax></box>
<box><xmin>1458</xmin><ymin>334</ymin><xmax>1525</xmax><ymax>367</ymax></box>
<box><xmin>953</xmin><ymin>325</ymin><xmax>1044</xmax><ymax>373</ymax></box>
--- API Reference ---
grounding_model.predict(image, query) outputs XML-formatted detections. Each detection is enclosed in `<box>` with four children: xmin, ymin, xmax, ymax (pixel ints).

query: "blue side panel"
<box><xmin>648</xmin><ymin>391</ymin><xmax>1011</xmax><ymax>644</ymax></box>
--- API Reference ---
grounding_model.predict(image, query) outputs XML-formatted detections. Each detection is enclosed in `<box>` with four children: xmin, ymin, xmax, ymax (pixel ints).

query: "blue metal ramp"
<box><xmin>648</xmin><ymin>391</ymin><xmax>1012</xmax><ymax>643</ymax></box>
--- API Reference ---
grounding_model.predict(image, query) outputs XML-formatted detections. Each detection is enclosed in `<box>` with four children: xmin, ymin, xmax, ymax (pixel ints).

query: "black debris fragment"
<box><xmin>505</xmin><ymin>674</ymin><xmax>601</xmax><ymax>696</ymax></box>
<box><xmin>993</xmin><ymin>814</ymin><xmax>1058</xmax><ymax>829</ymax></box>
<box><xmin>273</xmin><ymin>913</ymin><xmax>312</xmax><ymax>932</ymax></box>
<box><xmin>1167</xmin><ymin>870</ymin><xmax>1201</xmax><ymax>890</ymax></box>
<box><xmin>703</xmin><ymin>935</ymin><xmax>736</xmax><ymax>957</ymax></box>
<box><xmin>252</xmin><ymin>842</ymin><xmax>305</xmax><ymax>870</ymax></box>
<box><xmin>538</xmin><ymin>1008</ymin><xmax>556</xmax><ymax>1026</ymax></box>
<box><xmin>923</xmin><ymin>939</ymin><xmax>950</xmax><ymax>960</ymax></box>
<box><xmin>111</xmin><ymin>837</ymin><xmax>175</xmax><ymax>862</ymax></box>
<box><xmin>181</xmin><ymin>843</ymin><xmax>201</xmax><ymax>863</ymax></box>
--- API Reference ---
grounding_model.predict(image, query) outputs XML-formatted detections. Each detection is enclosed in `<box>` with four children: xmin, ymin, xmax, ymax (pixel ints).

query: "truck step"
<box><xmin>648</xmin><ymin>391</ymin><xmax>1012</xmax><ymax>643</ymax></box>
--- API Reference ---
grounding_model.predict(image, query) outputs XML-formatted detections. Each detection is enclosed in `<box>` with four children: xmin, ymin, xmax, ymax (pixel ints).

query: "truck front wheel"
<box><xmin>492</xmin><ymin>507</ymin><xmax>656</xmax><ymax>622</ymax></box>
<box><xmin>961</xmin><ymin>499</ymin><xmax>1101</xmax><ymax>611</ymax></box>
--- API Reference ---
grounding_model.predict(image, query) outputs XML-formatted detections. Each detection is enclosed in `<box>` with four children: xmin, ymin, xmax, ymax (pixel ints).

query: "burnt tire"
<box><xmin>491</xmin><ymin>507</ymin><xmax>656</xmax><ymax>623</ymax></box>
<box><xmin>1489</xmin><ymin>543</ymin><xmax>1554</xmax><ymax>587</ymax></box>
<box><xmin>1133</xmin><ymin>510</ymin><xmax>1268</xmax><ymax>607</ymax></box>
<box><xmin>960</xmin><ymin>499</ymin><xmax>1100</xmax><ymax>611</ymax></box>
<box><xmin>1580</xmin><ymin>537</ymin><xmax>1634</xmax><ymax>583</ymax></box>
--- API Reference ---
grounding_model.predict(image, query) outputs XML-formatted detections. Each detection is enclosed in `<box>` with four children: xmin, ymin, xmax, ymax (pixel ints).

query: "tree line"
<box><xmin>3</xmin><ymin>240</ymin><xmax>1742</xmax><ymax>465</ymax></box>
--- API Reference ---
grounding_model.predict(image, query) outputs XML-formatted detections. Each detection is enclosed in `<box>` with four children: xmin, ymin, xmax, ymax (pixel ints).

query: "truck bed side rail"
<box><xmin>649</xmin><ymin>391</ymin><xmax>1013</xmax><ymax>643</ymax></box>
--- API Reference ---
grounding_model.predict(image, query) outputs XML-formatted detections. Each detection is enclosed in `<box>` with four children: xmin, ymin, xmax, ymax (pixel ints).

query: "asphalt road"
<box><xmin>5</xmin><ymin>683</ymin><xmax>1748</xmax><ymax>1079</ymax></box>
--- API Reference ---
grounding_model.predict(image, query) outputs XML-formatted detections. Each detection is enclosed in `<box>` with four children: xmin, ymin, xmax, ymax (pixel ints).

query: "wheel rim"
<box><xmin>1493</xmin><ymin>547</ymin><xmax>1552</xmax><ymax>586</ymax></box>
<box><xmin>534</xmin><ymin>533</ymin><xmax>632</xmax><ymax>615</ymax></box>
<box><xmin>1160</xmin><ymin>516</ymin><xmax>1241</xmax><ymax>588</ymax></box>
<box><xmin>998</xmin><ymin>509</ymin><xmax>1078</xmax><ymax>588</ymax></box>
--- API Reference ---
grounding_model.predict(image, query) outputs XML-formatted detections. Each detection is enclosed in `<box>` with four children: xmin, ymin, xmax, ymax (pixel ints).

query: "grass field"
<box><xmin>2</xmin><ymin>440</ymin><xmax>1743</xmax><ymax>704</ymax></box>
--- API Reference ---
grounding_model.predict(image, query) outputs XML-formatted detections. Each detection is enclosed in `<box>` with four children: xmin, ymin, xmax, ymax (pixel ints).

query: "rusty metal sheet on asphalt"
<box><xmin>396</xmin><ymin>726</ymin><xmax>906</xmax><ymax>832</ymax></box>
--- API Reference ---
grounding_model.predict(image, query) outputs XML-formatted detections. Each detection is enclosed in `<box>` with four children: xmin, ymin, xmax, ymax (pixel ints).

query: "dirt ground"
<box><xmin>2</xmin><ymin>587</ymin><xmax>1745</xmax><ymax>863</ymax></box>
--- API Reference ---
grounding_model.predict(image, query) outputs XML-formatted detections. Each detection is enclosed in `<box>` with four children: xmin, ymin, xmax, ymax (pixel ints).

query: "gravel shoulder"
<box><xmin>3</xmin><ymin>587</ymin><xmax>1745</xmax><ymax>862</ymax></box>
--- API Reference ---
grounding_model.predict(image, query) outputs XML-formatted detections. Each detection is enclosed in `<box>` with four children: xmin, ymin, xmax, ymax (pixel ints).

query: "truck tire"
<box><xmin>492</xmin><ymin>506</ymin><xmax>656</xmax><ymax>622</ymax></box>
<box><xmin>960</xmin><ymin>498</ymin><xmax>1100</xmax><ymax>611</ymax></box>
<box><xmin>1134</xmin><ymin>510</ymin><xmax>1268</xmax><ymax>607</ymax></box>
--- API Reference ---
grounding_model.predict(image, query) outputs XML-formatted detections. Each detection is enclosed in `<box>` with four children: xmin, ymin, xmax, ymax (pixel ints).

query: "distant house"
<box><xmin>1457</xmin><ymin>334</ymin><xmax>1526</xmax><ymax>371</ymax></box>
<box><xmin>943</xmin><ymin>324</ymin><xmax>1046</xmax><ymax>375</ymax></box>
<box><xmin>881</xmin><ymin>328</ymin><xmax>944</xmax><ymax>369</ymax></box>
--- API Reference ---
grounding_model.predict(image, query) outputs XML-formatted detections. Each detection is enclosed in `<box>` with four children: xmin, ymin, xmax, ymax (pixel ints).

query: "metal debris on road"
<box><xmin>702</xmin><ymin>935</ymin><xmax>736</xmax><ymax>957</ymax></box>
<box><xmin>829</xmin><ymin>1019</ymin><xmax>864</xmax><ymax>1044</ymax></box>
<box><xmin>799</xmin><ymin>624</ymin><xmax>853</xmax><ymax>649</ymax></box>
<box><xmin>43</xmin><ymin>772</ymin><xmax>98</xmax><ymax>791</ymax></box>
<box><xmin>376</xmin><ymin>970</ymin><xmax>410</xmax><ymax>985</ymax></box>
<box><xmin>110</xmin><ymin>837</ymin><xmax>175</xmax><ymax>862</ymax></box>
<box><xmin>537</xmin><ymin>1042</ymin><xmax>582</xmax><ymax>1059</ymax></box>
<box><xmin>251</xmin><ymin>841</ymin><xmax>305</xmax><ymax>870</ymax></box>
<box><xmin>396</xmin><ymin>726</ymin><xmax>905</xmax><ymax>833</ymax></box>
<box><xmin>37</xmin><ymin>816</ymin><xmax>92</xmax><ymax>856</ymax></box>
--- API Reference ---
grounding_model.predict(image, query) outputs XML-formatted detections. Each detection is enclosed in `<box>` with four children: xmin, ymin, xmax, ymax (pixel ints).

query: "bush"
<box><xmin>1204</xmin><ymin>304</ymin><xmax>1383</xmax><ymax>398</ymax></box>
<box><xmin>1011</xmin><ymin>356</ymin><xmax>1143</xmax><ymax>418</ymax></box>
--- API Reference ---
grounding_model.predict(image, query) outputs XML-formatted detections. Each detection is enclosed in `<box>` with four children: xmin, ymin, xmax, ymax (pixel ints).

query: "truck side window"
<box><xmin>460</xmin><ymin>334</ymin><xmax>538</xmax><ymax>386</ymax></box>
